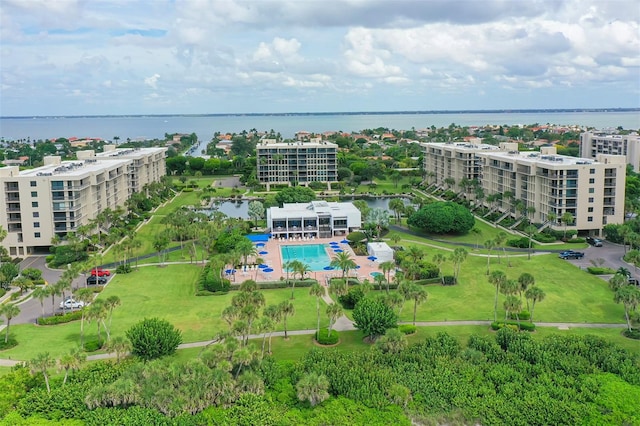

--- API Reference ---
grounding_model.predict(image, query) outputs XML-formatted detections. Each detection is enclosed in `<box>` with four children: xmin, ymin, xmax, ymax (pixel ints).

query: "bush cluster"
<box><xmin>509</xmin><ymin>310</ymin><xmax>531</xmax><ymax>321</ymax></box>
<box><xmin>197</xmin><ymin>263</ymin><xmax>230</xmax><ymax>295</ymax></box>
<box><xmin>338</xmin><ymin>286</ymin><xmax>366</xmax><ymax>309</ymax></box>
<box><xmin>622</xmin><ymin>329</ymin><xmax>640</xmax><ymax>340</ymax></box>
<box><xmin>0</xmin><ymin>336</ymin><xmax>18</xmax><ymax>350</ymax></box>
<box><xmin>37</xmin><ymin>311</ymin><xmax>83</xmax><ymax>325</ymax></box>
<box><xmin>491</xmin><ymin>321</ymin><xmax>536</xmax><ymax>332</ymax></box>
<box><xmin>315</xmin><ymin>328</ymin><xmax>339</xmax><ymax>345</ymax></box>
<box><xmin>587</xmin><ymin>267</ymin><xmax>616</xmax><ymax>275</ymax></box>
<box><xmin>398</xmin><ymin>324</ymin><xmax>417</xmax><ymax>335</ymax></box>
<box><xmin>116</xmin><ymin>264</ymin><xmax>133</xmax><ymax>274</ymax></box>
<box><xmin>84</xmin><ymin>338</ymin><xmax>104</xmax><ymax>352</ymax></box>
<box><xmin>441</xmin><ymin>276</ymin><xmax>456</xmax><ymax>286</ymax></box>
<box><xmin>228</xmin><ymin>279</ymin><xmax>316</xmax><ymax>291</ymax></box>
<box><xmin>566</xmin><ymin>237</ymin><xmax>585</xmax><ymax>244</ymax></box>
<box><xmin>0</xmin><ymin>288</ymin><xmax>6</xmax><ymax>299</ymax></box>
<box><xmin>507</xmin><ymin>237</ymin><xmax>530</xmax><ymax>248</ymax></box>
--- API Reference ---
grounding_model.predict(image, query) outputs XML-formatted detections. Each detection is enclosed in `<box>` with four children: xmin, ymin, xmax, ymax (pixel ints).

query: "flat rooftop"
<box><xmin>270</xmin><ymin>201</ymin><xmax>359</xmax><ymax>217</ymax></box>
<box><xmin>19</xmin><ymin>158</ymin><xmax>131</xmax><ymax>177</ymax></box>
<box><xmin>95</xmin><ymin>147</ymin><xmax>166</xmax><ymax>159</ymax></box>
<box><xmin>485</xmin><ymin>151</ymin><xmax>598</xmax><ymax>166</ymax></box>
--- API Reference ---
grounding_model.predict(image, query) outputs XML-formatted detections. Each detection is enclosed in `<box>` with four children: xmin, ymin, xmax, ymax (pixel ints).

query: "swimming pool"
<box><xmin>281</xmin><ymin>244</ymin><xmax>331</xmax><ymax>272</ymax></box>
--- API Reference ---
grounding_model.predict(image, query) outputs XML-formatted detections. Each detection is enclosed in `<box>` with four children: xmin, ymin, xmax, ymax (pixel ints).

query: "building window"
<box><xmin>32</xmin><ymin>202</ymin><xmax>38</xmax><ymax>208</ymax></box>
<box><xmin>34</xmin><ymin>232</ymin><xmax>41</xmax><ymax>238</ymax></box>
<box><xmin>589</xmin><ymin>178</ymin><xmax>595</xmax><ymax>184</ymax></box>
<box><xmin>589</xmin><ymin>188</ymin><xmax>594</xmax><ymax>193</ymax></box>
<box><xmin>30</xmin><ymin>181</ymin><xmax>37</xmax><ymax>187</ymax></box>
<box><xmin>33</xmin><ymin>212</ymin><xmax>39</xmax><ymax>218</ymax></box>
<box><xmin>31</xmin><ymin>191</ymin><xmax>37</xmax><ymax>197</ymax></box>
<box><xmin>590</xmin><ymin>169</ymin><xmax>595</xmax><ymax>174</ymax></box>
<box><xmin>34</xmin><ymin>222</ymin><xmax>40</xmax><ymax>228</ymax></box>
<box><xmin>589</xmin><ymin>197</ymin><xmax>594</xmax><ymax>202</ymax></box>
<box><xmin>587</xmin><ymin>217</ymin><xmax>593</xmax><ymax>222</ymax></box>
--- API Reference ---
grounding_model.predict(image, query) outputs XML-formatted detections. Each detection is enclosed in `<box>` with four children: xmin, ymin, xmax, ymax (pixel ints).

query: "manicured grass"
<box><xmin>154</xmin><ymin>190</ymin><xmax>207</xmax><ymax>216</ymax></box>
<box><xmin>395</xmin><ymin>252</ymin><xmax>625</xmax><ymax>324</ymax></box>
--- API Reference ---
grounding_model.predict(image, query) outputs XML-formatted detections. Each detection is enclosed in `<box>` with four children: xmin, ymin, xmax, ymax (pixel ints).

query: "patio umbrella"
<box><xmin>256</xmin><ymin>242</ymin><xmax>266</xmax><ymax>248</ymax></box>
<box><xmin>367</xmin><ymin>256</ymin><xmax>377</xmax><ymax>261</ymax></box>
<box><xmin>333</xmin><ymin>249</ymin><xmax>343</xmax><ymax>253</ymax></box>
<box><xmin>340</xmin><ymin>239</ymin><xmax>350</xmax><ymax>244</ymax></box>
<box><xmin>259</xmin><ymin>251</ymin><xmax>268</xmax><ymax>255</ymax></box>
<box><xmin>224</xmin><ymin>269</ymin><xmax>236</xmax><ymax>274</ymax></box>
<box><xmin>263</xmin><ymin>268</ymin><xmax>274</xmax><ymax>273</ymax></box>
<box><xmin>323</xmin><ymin>266</ymin><xmax>334</xmax><ymax>270</ymax></box>
<box><xmin>330</xmin><ymin>241</ymin><xmax>339</xmax><ymax>245</ymax></box>
<box><xmin>355</xmin><ymin>265</ymin><xmax>361</xmax><ymax>269</ymax></box>
<box><xmin>258</xmin><ymin>264</ymin><xmax>268</xmax><ymax>269</ymax></box>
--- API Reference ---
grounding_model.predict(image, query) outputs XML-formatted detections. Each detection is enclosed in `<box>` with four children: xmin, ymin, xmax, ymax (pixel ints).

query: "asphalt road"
<box><xmin>13</xmin><ymin>256</ymin><xmax>108</xmax><ymax>324</ymax></box>
<box><xmin>560</xmin><ymin>241</ymin><xmax>637</xmax><ymax>280</ymax></box>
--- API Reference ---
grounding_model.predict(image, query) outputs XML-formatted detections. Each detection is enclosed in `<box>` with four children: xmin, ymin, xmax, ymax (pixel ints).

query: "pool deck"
<box><xmin>229</xmin><ymin>236</ymin><xmax>389</xmax><ymax>286</ymax></box>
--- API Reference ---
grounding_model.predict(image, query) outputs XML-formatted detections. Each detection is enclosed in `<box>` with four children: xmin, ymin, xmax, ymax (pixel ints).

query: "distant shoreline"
<box><xmin>2</xmin><ymin>108</ymin><xmax>638</xmax><ymax>120</ymax></box>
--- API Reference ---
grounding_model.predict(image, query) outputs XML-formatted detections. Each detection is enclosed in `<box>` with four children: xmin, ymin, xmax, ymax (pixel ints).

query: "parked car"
<box><xmin>559</xmin><ymin>251</ymin><xmax>585</xmax><ymax>260</ymax></box>
<box><xmin>629</xmin><ymin>278</ymin><xmax>640</xmax><ymax>286</ymax></box>
<box><xmin>586</xmin><ymin>237</ymin><xmax>603</xmax><ymax>247</ymax></box>
<box><xmin>59</xmin><ymin>298</ymin><xmax>85</xmax><ymax>309</ymax></box>
<box><xmin>86</xmin><ymin>275</ymin><xmax>108</xmax><ymax>285</ymax></box>
<box><xmin>90</xmin><ymin>268</ymin><xmax>111</xmax><ymax>277</ymax></box>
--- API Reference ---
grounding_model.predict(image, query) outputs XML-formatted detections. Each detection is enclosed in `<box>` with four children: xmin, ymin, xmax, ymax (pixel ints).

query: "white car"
<box><xmin>59</xmin><ymin>298</ymin><xmax>85</xmax><ymax>309</ymax></box>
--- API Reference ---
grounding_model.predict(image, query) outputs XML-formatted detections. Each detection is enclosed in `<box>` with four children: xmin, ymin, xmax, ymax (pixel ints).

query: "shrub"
<box><xmin>532</xmin><ymin>233</ymin><xmax>556</xmax><ymax>243</ymax></box>
<box><xmin>407</xmin><ymin>201</ymin><xmax>475</xmax><ymax>234</ymax></box>
<box><xmin>115</xmin><ymin>264</ymin><xmax>133</xmax><ymax>274</ymax></box>
<box><xmin>353</xmin><ymin>297</ymin><xmax>398</xmax><ymax>339</ymax></box>
<box><xmin>0</xmin><ymin>336</ymin><xmax>18</xmax><ymax>350</ymax></box>
<box><xmin>315</xmin><ymin>328</ymin><xmax>339</xmax><ymax>345</ymax></box>
<box><xmin>0</xmin><ymin>289</ymin><xmax>5</xmax><ymax>299</ymax></box>
<box><xmin>398</xmin><ymin>324</ymin><xmax>417</xmax><ymax>335</ymax></box>
<box><xmin>346</xmin><ymin>231</ymin><xmax>366</xmax><ymax>244</ymax></box>
<box><xmin>84</xmin><ymin>338</ymin><xmax>103</xmax><ymax>353</ymax></box>
<box><xmin>509</xmin><ymin>310</ymin><xmax>531</xmax><ymax>321</ymax></box>
<box><xmin>507</xmin><ymin>237</ymin><xmax>530</xmax><ymax>248</ymax></box>
<box><xmin>417</xmin><ymin>261</ymin><xmax>439</xmax><ymax>279</ymax></box>
<box><xmin>37</xmin><ymin>311</ymin><xmax>83</xmax><ymax>325</ymax></box>
<box><xmin>491</xmin><ymin>321</ymin><xmax>536</xmax><ymax>332</ymax></box>
<box><xmin>623</xmin><ymin>250</ymin><xmax>640</xmax><ymax>263</ymax></box>
<box><xmin>587</xmin><ymin>267</ymin><xmax>616</xmax><ymax>275</ymax></box>
<box><xmin>338</xmin><ymin>286</ymin><xmax>366</xmax><ymax>310</ymax></box>
<box><xmin>622</xmin><ymin>329</ymin><xmax>640</xmax><ymax>340</ymax></box>
<box><xmin>441</xmin><ymin>276</ymin><xmax>456</xmax><ymax>286</ymax></box>
<box><xmin>126</xmin><ymin>317</ymin><xmax>182</xmax><ymax>361</ymax></box>
<box><xmin>182</xmin><ymin>187</ymin><xmax>194</xmax><ymax>192</ymax></box>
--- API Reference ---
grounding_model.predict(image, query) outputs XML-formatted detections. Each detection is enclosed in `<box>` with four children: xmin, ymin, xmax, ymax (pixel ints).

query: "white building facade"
<box><xmin>266</xmin><ymin>201</ymin><xmax>362</xmax><ymax>239</ymax></box>
<box><xmin>580</xmin><ymin>131</ymin><xmax>640</xmax><ymax>172</ymax></box>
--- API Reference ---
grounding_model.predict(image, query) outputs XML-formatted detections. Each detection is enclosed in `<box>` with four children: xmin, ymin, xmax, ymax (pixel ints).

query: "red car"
<box><xmin>90</xmin><ymin>268</ymin><xmax>111</xmax><ymax>277</ymax></box>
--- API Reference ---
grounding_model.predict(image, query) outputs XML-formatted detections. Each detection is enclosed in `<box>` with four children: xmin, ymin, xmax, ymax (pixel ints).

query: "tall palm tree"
<box><xmin>517</xmin><ymin>273</ymin><xmax>535</xmax><ymax>308</ymax></box>
<box><xmin>290</xmin><ymin>261</ymin><xmax>310</xmax><ymax>299</ymax></box>
<box><xmin>263</xmin><ymin>305</ymin><xmax>282</xmax><ymax>354</ymax></box>
<box><xmin>408</xmin><ymin>284</ymin><xmax>428</xmax><ymax>325</ymax></box>
<box><xmin>504</xmin><ymin>295</ymin><xmax>522</xmax><ymax>327</ymax></box>
<box><xmin>449</xmin><ymin>248</ymin><xmax>468</xmax><ymax>282</ymax></box>
<box><xmin>278</xmin><ymin>300</ymin><xmax>295</xmax><ymax>339</ymax></box>
<box><xmin>87</xmin><ymin>299</ymin><xmax>107</xmax><ymax>345</ymax></box>
<box><xmin>379</xmin><ymin>261</ymin><xmax>395</xmax><ymax>293</ymax></box>
<box><xmin>614</xmin><ymin>285</ymin><xmax>640</xmax><ymax>332</ymax></box>
<box><xmin>235</xmin><ymin>238</ymin><xmax>257</xmax><ymax>273</ymax></box>
<box><xmin>309</xmin><ymin>283</ymin><xmax>326</xmax><ymax>339</ymax></box>
<box><xmin>484</xmin><ymin>239</ymin><xmax>495</xmax><ymax>275</ymax></box>
<box><xmin>525</xmin><ymin>286</ymin><xmax>545</xmax><ymax>322</ymax></box>
<box><xmin>58</xmin><ymin>348</ymin><xmax>86</xmax><ymax>385</ymax></box>
<box><xmin>326</xmin><ymin>303</ymin><xmax>343</xmax><ymax>334</ymax></box>
<box><xmin>296</xmin><ymin>372</ymin><xmax>330</xmax><ymax>407</ymax></box>
<box><xmin>561</xmin><ymin>211</ymin><xmax>575</xmax><ymax>240</ymax></box>
<box><xmin>432</xmin><ymin>253</ymin><xmax>446</xmax><ymax>277</ymax></box>
<box><xmin>406</xmin><ymin>246</ymin><xmax>425</xmax><ymax>263</ymax></box>
<box><xmin>488</xmin><ymin>270</ymin><xmax>507</xmax><ymax>322</ymax></box>
<box><xmin>0</xmin><ymin>303</ymin><xmax>20</xmax><ymax>343</ymax></box>
<box><xmin>494</xmin><ymin>232</ymin><xmax>507</xmax><ymax>265</ymax></box>
<box><xmin>525</xmin><ymin>224</ymin><xmax>537</xmax><ymax>260</ymax></box>
<box><xmin>74</xmin><ymin>288</ymin><xmax>95</xmax><ymax>349</ymax></box>
<box><xmin>106</xmin><ymin>336</ymin><xmax>131</xmax><ymax>363</ymax></box>
<box><xmin>104</xmin><ymin>295</ymin><xmax>121</xmax><ymax>341</ymax></box>
<box><xmin>330</xmin><ymin>252</ymin><xmax>357</xmax><ymax>282</ymax></box>
<box><xmin>29</xmin><ymin>352</ymin><xmax>54</xmax><ymax>393</ymax></box>
<box><xmin>32</xmin><ymin>286</ymin><xmax>50</xmax><ymax>318</ymax></box>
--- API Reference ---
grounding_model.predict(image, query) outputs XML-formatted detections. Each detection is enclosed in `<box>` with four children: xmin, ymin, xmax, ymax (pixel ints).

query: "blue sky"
<box><xmin>1</xmin><ymin>0</ymin><xmax>638</xmax><ymax>116</ymax></box>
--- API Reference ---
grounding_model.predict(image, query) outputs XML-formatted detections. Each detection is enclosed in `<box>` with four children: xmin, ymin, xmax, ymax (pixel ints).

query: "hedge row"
<box><xmin>37</xmin><ymin>310</ymin><xmax>83</xmax><ymax>325</ymax></box>
<box><xmin>491</xmin><ymin>321</ymin><xmax>536</xmax><ymax>332</ymax></box>
<box><xmin>229</xmin><ymin>279</ymin><xmax>317</xmax><ymax>290</ymax></box>
<box><xmin>587</xmin><ymin>267</ymin><xmax>616</xmax><ymax>275</ymax></box>
<box><xmin>316</xmin><ymin>328</ymin><xmax>339</xmax><ymax>345</ymax></box>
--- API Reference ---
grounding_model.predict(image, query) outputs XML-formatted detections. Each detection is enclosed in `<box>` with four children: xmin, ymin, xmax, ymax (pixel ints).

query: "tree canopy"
<box><xmin>407</xmin><ymin>201</ymin><xmax>475</xmax><ymax>234</ymax></box>
<box><xmin>274</xmin><ymin>186</ymin><xmax>317</xmax><ymax>206</ymax></box>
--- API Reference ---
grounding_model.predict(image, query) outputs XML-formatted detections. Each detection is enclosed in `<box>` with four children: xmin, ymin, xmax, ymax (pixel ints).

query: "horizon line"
<box><xmin>2</xmin><ymin>107</ymin><xmax>639</xmax><ymax>120</ymax></box>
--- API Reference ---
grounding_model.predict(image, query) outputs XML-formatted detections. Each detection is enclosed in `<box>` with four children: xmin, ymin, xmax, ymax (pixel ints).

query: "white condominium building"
<box><xmin>580</xmin><ymin>131</ymin><xmax>640</xmax><ymax>172</ymax></box>
<box><xmin>256</xmin><ymin>140</ymin><xmax>338</xmax><ymax>191</ymax></box>
<box><xmin>0</xmin><ymin>147</ymin><xmax>166</xmax><ymax>256</ymax></box>
<box><xmin>423</xmin><ymin>141</ymin><xmax>626</xmax><ymax>235</ymax></box>
<box><xmin>266</xmin><ymin>201</ymin><xmax>362</xmax><ymax>239</ymax></box>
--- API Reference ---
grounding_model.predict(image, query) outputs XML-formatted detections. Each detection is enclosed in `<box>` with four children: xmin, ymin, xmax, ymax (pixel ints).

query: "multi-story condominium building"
<box><xmin>0</xmin><ymin>147</ymin><xmax>166</xmax><ymax>256</ymax></box>
<box><xmin>580</xmin><ymin>131</ymin><xmax>640</xmax><ymax>172</ymax></box>
<box><xmin>266</xmin><ymin>201</ymin><xmax>362</xmax><ymax>239</ymax></box>
<box><xmin>422</xmin><ymin>141</ymin><xmax>626</xmax><ymax>235</ymax></box>
<box><xmin>256</xmin><ymin>140</ymin><xmax>338</xmax><ymax>190</ymax></box>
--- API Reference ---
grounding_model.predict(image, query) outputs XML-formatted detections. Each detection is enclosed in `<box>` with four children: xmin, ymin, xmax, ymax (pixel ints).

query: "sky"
<box><xmin>1</xmin><ymin>0</ymin><xmax>639</xmax><ymax>116</ymax></box>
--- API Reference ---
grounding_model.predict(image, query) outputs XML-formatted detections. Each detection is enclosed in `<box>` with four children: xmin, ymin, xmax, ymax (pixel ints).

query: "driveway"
<box><xmin>13</xmin><ymin>256</ymin><xmax>100</xmax><ymax>324</ymax></box>
<box><xmin>561</xmin><ymin>241</ymin><xmax>637</xmax><ymax>279</ymax></box>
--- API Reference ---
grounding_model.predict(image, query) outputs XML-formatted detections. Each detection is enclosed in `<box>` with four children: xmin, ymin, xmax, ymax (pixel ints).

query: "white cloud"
<box><xmin>144</xmin><ymin>74</ymin><xmax>160</xmax><ymax>89</ymax></box>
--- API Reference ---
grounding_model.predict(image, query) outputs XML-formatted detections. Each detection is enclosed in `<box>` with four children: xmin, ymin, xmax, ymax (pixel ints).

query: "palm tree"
<box><xmin>388</xmin><ymin>199</ymin><xmax>405</xmax><ymax>224</ymax></box>
<box><xmin>525</xmin><ymin>224</ymin><xmax>537</xmax><ymax>260</ymax></box>
<box><xmin>87</xmin><ymin>299</ymin><xmax>107</xmax><ymax>345</ymax></box>
<box><xmin>0</xmin><ymin>303</ymin><xmax>20</xmax><ymax>343</ymax></box>
<box><xmin>106</xmin><ymin>336</ymin><xmax>131</xmax><ymax>363</ymax></box>
<box><xmin>449</xmin><ymin>248</ymin><xmax>468</xmax><ymax>282</ymax></box>
<box><xmin>74</xmin><ymin>288</ymin><xmax>94</xmax><ymax>349</ymax></box>
<box><xmin>233</xmin><ymin>347</ymin><xmax>253</xmax><ymax>379</ymax></box>
<box><xmin>408</xmin><ymin>284</ymin><xmax>428</xmax><ymax>325</ymax></box>
<box><xmin>255</xmin><ymin>316</ymin><xmax>273</xmax><ymax>358</ymax></box>
<box><xmin>296</xmin><ymin>372</ymin><xmax>330</xmax><ymax>407</ymax></box>
<box><xmin>235</xmin><ymin>238</ymin><xmax>257</xmax><ymax>272</ymax></box>
<box><xmin>488</xmin><ymin>270</ymin><xmax>507</xmax><ymax>322</ymax></box>
<box><xmin>495</xmin><ymin>232</ymin><xmax>509</xmax><ymax>266</ymax></box>
<box><xmin>379</xmin><ymin>261</ymin><xmax>395</xmax><ymax>293</ymax></box>
<box><xmin>614</xmin><ymin>285</ymin><xmax>640</xmax><ymax>332</ymax></box>
<box><xmin>470</xmin><ymin>226</ymin><xmax>482</xmax><ymax>249</ymax></box>
<box><xmin>525</xmin><ymin>286</ymin><xmax>546</xmax><ymax>322</ymax></box>
<box><xmin>104</xmin><ymin>295</ymin><xmax>121</xmax><ymax>341</ymax></box>
<box><xmin>517</xmin><ymin>273</ymin><xmax>535</xmax><ymax>309</ymax></box>
<box><xmin>373</xmin><ymin>274</ymin><xmax>386</xmax><ymax>291</ymax></box>
<box><xmin>58</xmin><ymin>348</ymin><xmax>86</xmax><ymax>385</ymax></box>
<box><xmin>29</xmin><ymin>352</ymin><xmax>54</xmax><ymax>393</ymax></box>
<box><xmin>32</xmin><ymin>286</ymin><xmax>50</xmax><ymax>318</ymax></box>
<box><xmin>406</xmin><ymin>246</ymin><xmax>425</xmax><ymax>263</ymax></box>
<box><xmin>278</xmin><ymin>300</ymin><xmax>295</xmax><ymax>339</ymax></box>
<box><xmin>504</xmin><ymin>295</ymin><xmax>522</xmax><ymax>328</ymax></box>
<box><xmin>609</xmin><ymin>273</ymin><xmax>629</xmax><ymax>292</ymax></box>
<box><xmin>13</xmin><ymin>276</ymin><xmax>33</xmax><ymax>294</ymax></box>
<box><xmin>309</xmin><ymin>283</ymin><xmax>326</xmax><ymax>339</ymax></box>
<box><xmin>330</xmin><ymin>252</ymin><xmax>357</xmax><ymax>282</ymax></box>
<box><xmin>560</xmin><ymin>212</ymin><xmax>575</xmax><ymax>240</ymax></box>
<box><xmin>484</xmin><ymin>239</ymin><xmax>495</xmax><ymax>274</ymax></box>
<box><xmin>263</xmin><ymin>305</ymin><xmax>281</xmax><ymax>354</ymax></box>
<box><xmin>365</xmin><ymin>208</ymin><xmax>390</xmax><ymax>240</ymax></box>
<box><xmin>291</xmin><ymin>261</ymin><xmax>311</xmax><ymax>299</ymax></box>
<box><xmin>326</xmin><ymin>303</ymin><xmax>343</xmax><ymax>334</ymax></box>
<box><xmin>432</xmin><ymin>253</ymin><xmax>446</xmax><ymax>277</ymax></box>
<box><xmin>329</xmin><ymin>279</ymin><xmax>348</xmax><ymax>300</ymax></box>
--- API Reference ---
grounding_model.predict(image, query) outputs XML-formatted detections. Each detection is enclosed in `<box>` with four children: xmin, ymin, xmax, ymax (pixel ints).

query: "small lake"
<box><xmin>207</xmin><ymin>197</ymin><xmax>415</xmax><ymax>219</ymax></box>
